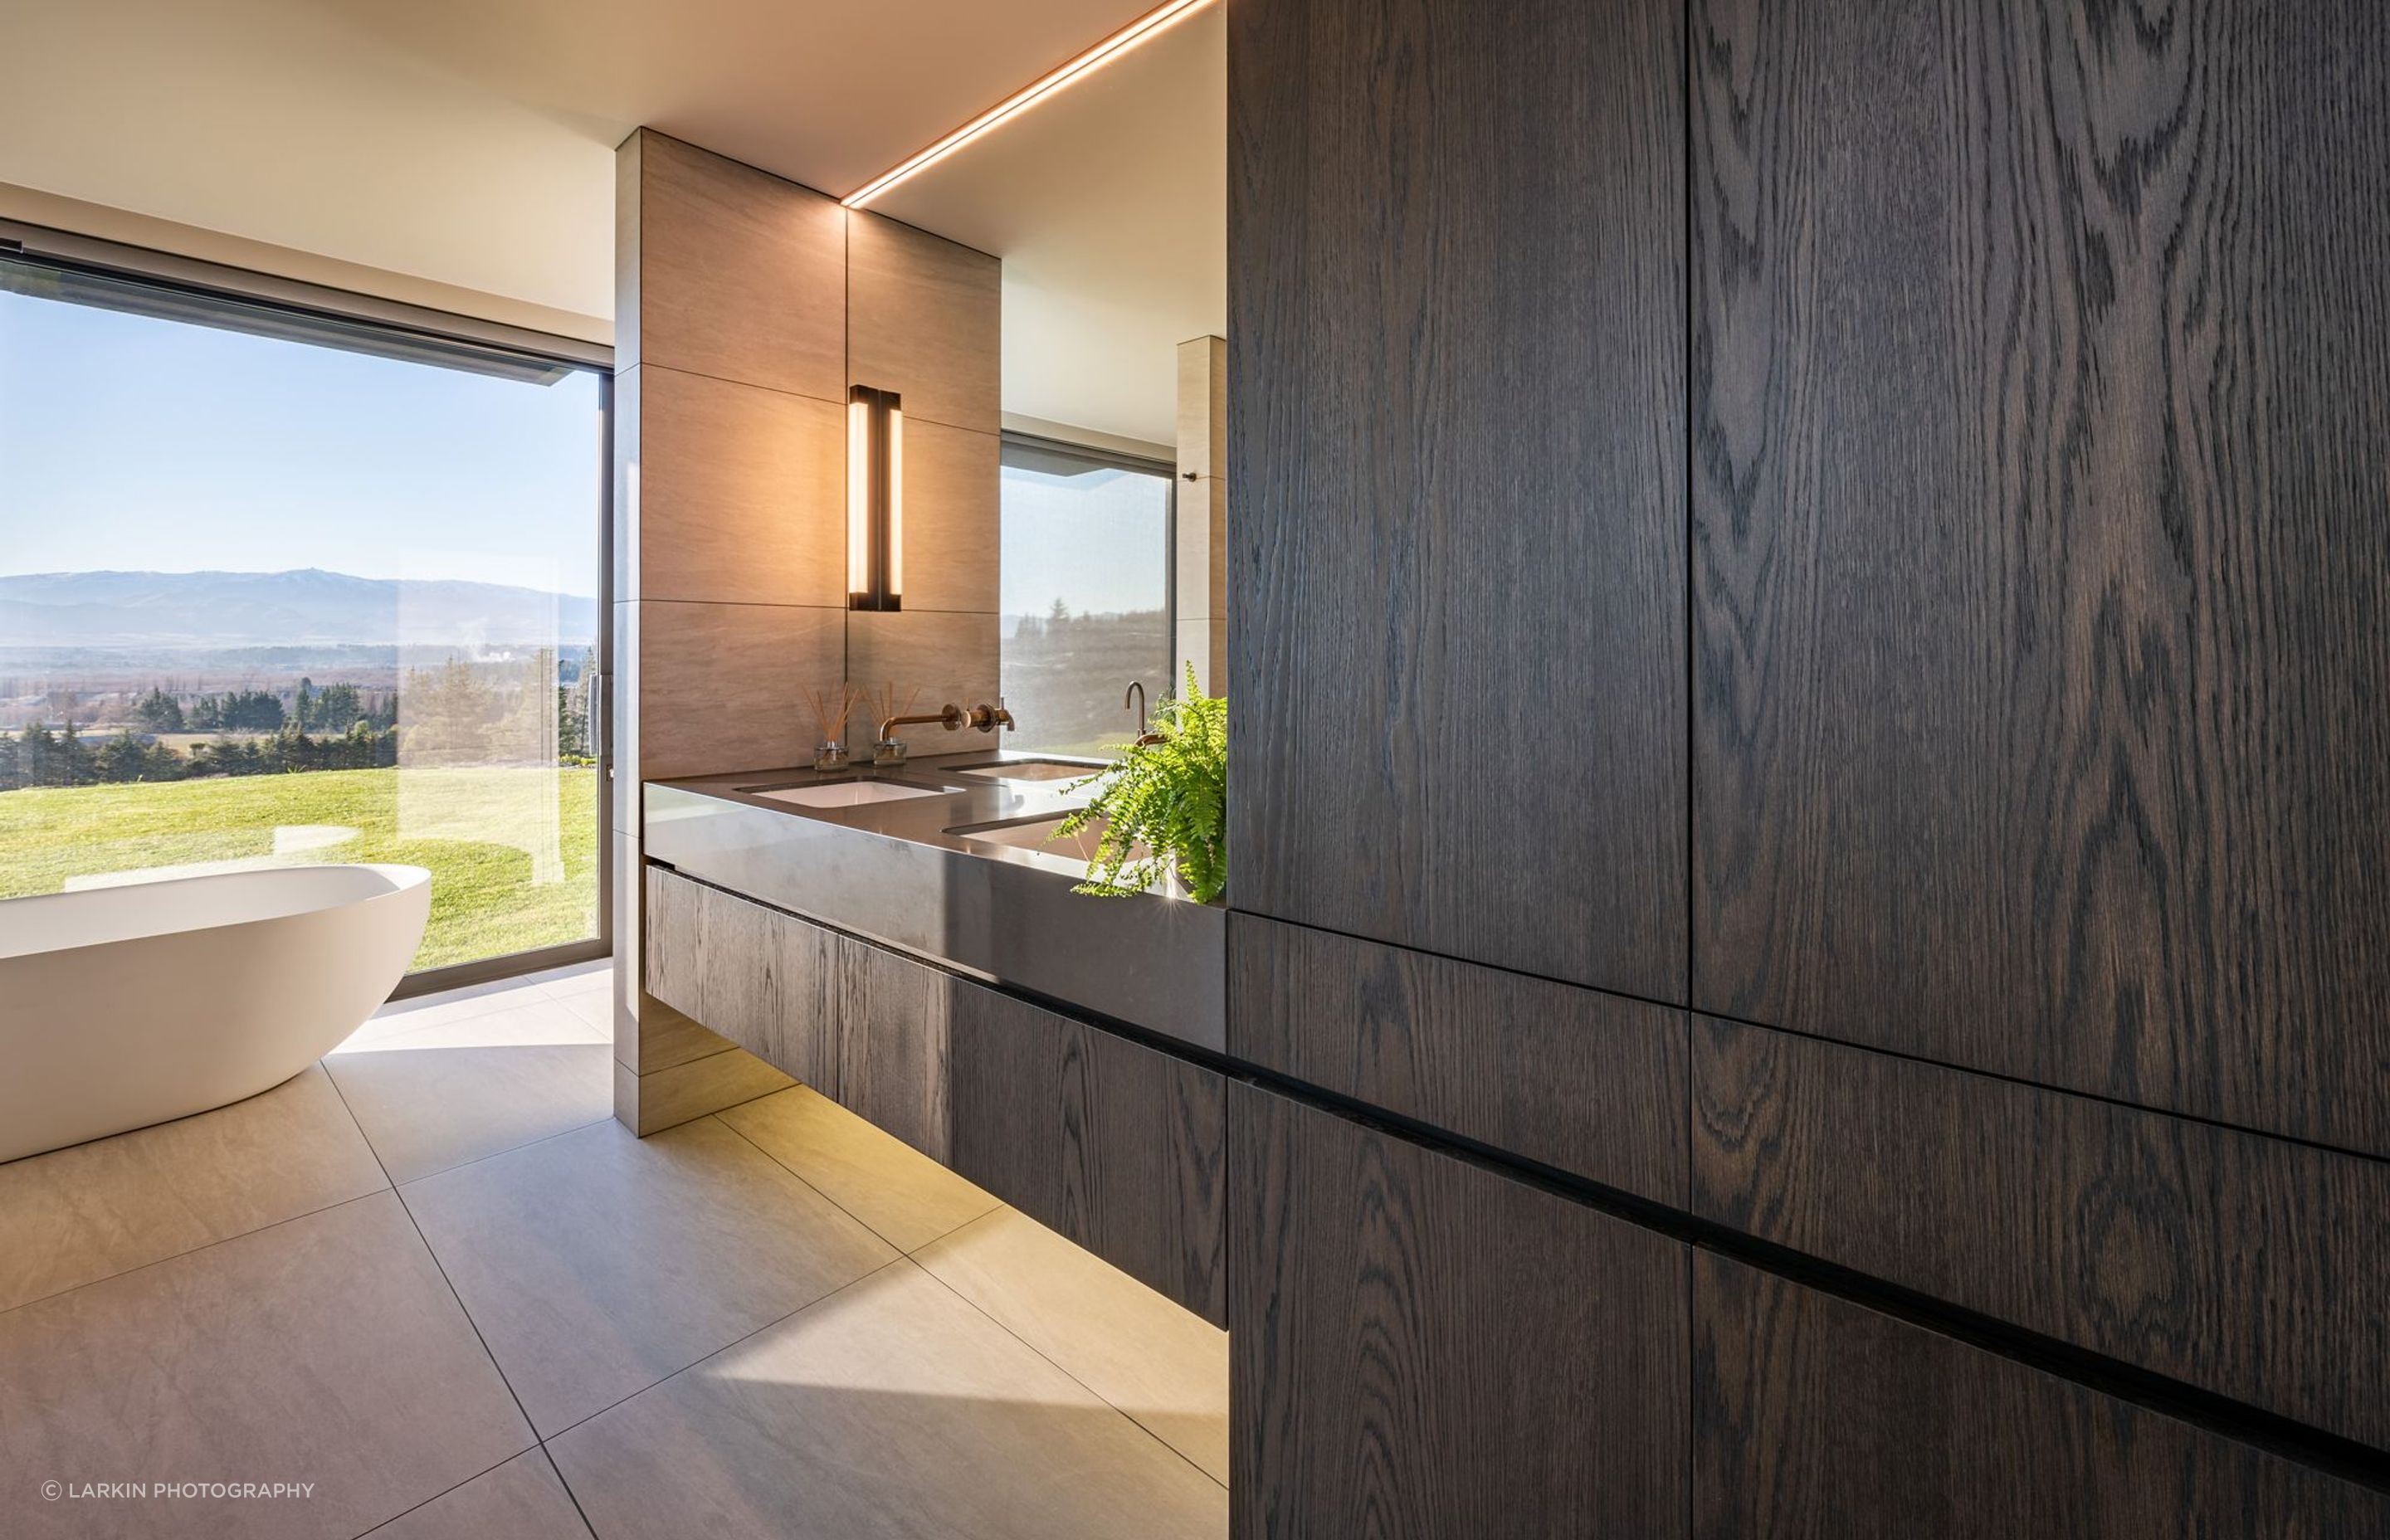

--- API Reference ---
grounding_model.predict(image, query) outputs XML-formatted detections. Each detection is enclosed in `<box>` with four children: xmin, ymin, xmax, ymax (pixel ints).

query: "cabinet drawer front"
<box><xmin>833</xmin><ymin>936</ymin><xmax>954</xmax><ymax>1162</ymax></box>
<box><xmin>1233</xmin><ymin>1084</ymin><xmax>1689</xmax><ymax>1538</ymax></box>
<box><xmin>642</xmin><ymin>866</ymin><xmax>836</xmax><ymax>1084</ymax></box>
<box><xmin>1695</xmin><ymin>1254</ymin><xmax>2388</xmax><ymax>1538</ymax></box>
<box><xmin>950</xmin><ymin>982</ymin><xmax>1227</xmax><ymax>1325</ymax></box>
<box><xmin>1230</xmin><ymin>914</ymin><xmax>1688</xmax><ymax>1204</ymax></box>
<box><xmin>1693</xmin><ymin>1019</ymin><xmax>2390</xmax><ymax>1450</ymax></box>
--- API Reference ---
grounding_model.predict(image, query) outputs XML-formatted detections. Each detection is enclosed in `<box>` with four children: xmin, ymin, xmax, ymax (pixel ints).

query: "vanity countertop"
<box><xmin>641</xmin><ymin>750</ymin><xmax>1225</xmax><ymax>1053</ymax></box>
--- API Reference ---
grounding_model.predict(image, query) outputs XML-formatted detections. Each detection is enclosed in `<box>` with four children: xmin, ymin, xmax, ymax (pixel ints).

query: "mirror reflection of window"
<box><xmin>997</xmin><ymin>436</ymin><xmax>1173</xmax><ymax>756</ymax></box>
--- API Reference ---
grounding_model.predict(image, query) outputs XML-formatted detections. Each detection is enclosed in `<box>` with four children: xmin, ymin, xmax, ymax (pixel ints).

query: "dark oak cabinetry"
<box><xmin>641</xmin><ymin>867</ymin><xmax>1227</xmax><ymax>1323</ymax></box>
<box><xmin>1693</xmin><ymin>1018</ymin><xmax>2390</xmax><ymax>1450</ymax></box>
<box><xmin>1692</xmin><ymin>1255</ymin><xmax>2390</xmax><ymax>1538</ymax></box>
<box><xmin>1689</xmin><ymin>0</ymin><xmax>2390</xmax><ymax>1156</ymax></box>
<box><xmin>949</xmin><ymin>982</ymin><xmax>1227</xmax><ymax>1325</ymax></box>
<box><xmin>1232</xmin><ymin>1084</ymin><xmax>1689</xmax><ymax>1538</ymax></box>
<box><xmin>1227</xmin><ymin>0</ymin><xmax>1687</xmax><ymax>1001</ymax></box>
<box><xmin>1228</xmin><ymin>0</ymin><xmax>2388</xmax><ymax>1528</ymax></box>
<box><xmin>1227</xmin><ymin>913</ymin><xmax>1687</xmax><ymax>1203</ymax></box>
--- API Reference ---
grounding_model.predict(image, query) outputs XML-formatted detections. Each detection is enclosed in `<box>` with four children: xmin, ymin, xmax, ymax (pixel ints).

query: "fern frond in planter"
<box><xmin>1053</xmin><ymin>663</ymin><xmax>1226</xmax><ymax>904</ymax></box>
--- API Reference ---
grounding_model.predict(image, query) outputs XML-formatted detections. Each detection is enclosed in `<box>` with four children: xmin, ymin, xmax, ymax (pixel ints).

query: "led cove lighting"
<box><xmin>841</xmin><ymin>0</ymin><xmax>1217</xmax><ymax>208</ymax></box>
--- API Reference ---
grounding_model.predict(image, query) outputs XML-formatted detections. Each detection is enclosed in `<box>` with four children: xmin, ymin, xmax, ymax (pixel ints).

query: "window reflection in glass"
<box><xmin>998</xmin><ymin>438</ymin><xmax>1173</xmax><ymax>756</ymax></box>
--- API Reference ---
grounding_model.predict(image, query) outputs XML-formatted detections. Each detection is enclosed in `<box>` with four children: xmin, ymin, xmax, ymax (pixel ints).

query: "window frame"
<box><xmin>0</xmin><ymin>219</ymin><xmax>617</xmax><ymax>997</ymax></box>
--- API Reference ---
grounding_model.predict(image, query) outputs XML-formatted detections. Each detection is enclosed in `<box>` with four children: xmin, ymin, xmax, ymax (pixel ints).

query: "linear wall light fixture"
<box><xmin>847</xmin><ymin>384</ymin><xmax>904</xmax><ymax>611</ymax></box>
<box><xmin>840</xmin><ymin>0</ymin><xmax>1217</xmax><ymax>209</ymax></box>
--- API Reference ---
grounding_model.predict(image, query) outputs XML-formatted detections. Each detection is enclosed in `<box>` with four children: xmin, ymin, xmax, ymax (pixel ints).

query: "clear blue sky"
<box><xmin>0</xmin><ymin>289</ymin><xmax>603</xmax><ymax>597</ymax></box>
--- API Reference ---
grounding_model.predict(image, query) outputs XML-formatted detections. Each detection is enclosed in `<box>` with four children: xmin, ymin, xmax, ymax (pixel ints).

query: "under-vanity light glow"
<box><xmin>840</xmin><ymin>0</ymin><xmax>1217</xmax><ymax>208</ymax></box>
<box><xmin>848</xmin><ymin>384</ymin><xmax>903</xmax><ymax>612</ymax></box>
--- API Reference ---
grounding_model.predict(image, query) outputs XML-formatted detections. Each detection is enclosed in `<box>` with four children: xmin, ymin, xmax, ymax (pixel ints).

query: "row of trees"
<box><xmin>132</xmin><ymin>680</ymin><xmax>396</xmax><ymax>735</ymax></box>
<box><xmin>2</xmin><ymin>659</ymin><xmax>593</xmax><ymax>792</ymax></box>
<box><xmin>0</xmin><ymin>719</ymin><xmax>404</xmax><ymax>790</ymax></box>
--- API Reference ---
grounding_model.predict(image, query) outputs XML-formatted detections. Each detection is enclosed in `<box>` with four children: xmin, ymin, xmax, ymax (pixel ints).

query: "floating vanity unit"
<box><xmin>641</xmin><ymin>750</ymin><xmax>1227</xmax><ymax>1324</ymax></box>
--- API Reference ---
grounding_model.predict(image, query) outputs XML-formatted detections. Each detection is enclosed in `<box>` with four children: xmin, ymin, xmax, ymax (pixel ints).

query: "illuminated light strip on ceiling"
<box><xmin>841</xmin><ymin>0</ymin><xmax>1217</xmax><ymax>208</ymax></box>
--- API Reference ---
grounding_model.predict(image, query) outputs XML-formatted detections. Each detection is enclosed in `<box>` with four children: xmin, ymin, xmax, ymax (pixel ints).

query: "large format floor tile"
<box><xmin>532</xmin><ymin>962</ymin><xmax>615</xmax><ymax>1037</ymax></box>
<box><xmin>327</xmin><ymin>1000</ymin><xmax>612</xmax><ymax>1184</ymax></box>
<box><xmin>0</xmin><ymin>1065</ymin><xmax>388</xmax><ymax>1313</ymax></box>
<box><xmin>548</xmin><ymin>1259</ymin><xmax>1228</xmax><ymax>1539</ymax></box>
<box><xmin>719</xmin><ymin>1084</ymin><xmax>998</xmax><ymax>1253</ymax></box>
<box><xmin>343</xmin><ymin>976</ymin><xmax>556</xmax><ymax>1050</ymax></box>
<box><xmin>399</xmin><ymin>1115</ymin><xmax>898</xmax><ymax>1436</ymax></box>
<box><xmin>918</xmin><ymin>1206</ymin><xmax>1232</xmax><ymax>1484</ymax></box>
<box><xmin>0</xmin><ymin>1192</ymin><xmax>532</xmax><ymax>1540</ymax></box>
<box><xmin>363</xmin><ymin>1450</ymin><xmax>590</xmax><ymax>1540</ymax></box>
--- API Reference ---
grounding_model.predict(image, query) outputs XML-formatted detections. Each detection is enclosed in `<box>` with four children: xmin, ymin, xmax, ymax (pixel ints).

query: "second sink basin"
<box><xmin>951</xmin><ymin>812</ymin><xmax>1146</xmax><ymax>865</ymax></box>
<box><xmin>749</xmin><ymin>782</ymin><xmax>944</xmax><ymax>808</ymax></box>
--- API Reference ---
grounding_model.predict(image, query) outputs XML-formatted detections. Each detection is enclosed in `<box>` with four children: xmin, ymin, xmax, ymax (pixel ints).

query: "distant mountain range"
<box><xmin>0</xmin><ymin>569</ymin><xmax>598</xmax><ymax>650</ymax></box>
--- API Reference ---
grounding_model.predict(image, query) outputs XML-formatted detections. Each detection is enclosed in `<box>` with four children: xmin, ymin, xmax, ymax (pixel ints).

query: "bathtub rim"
<box><xmin>0</xmin><ymin>862</ymin><xmax>432</xmax><ymax>965</ymax></box>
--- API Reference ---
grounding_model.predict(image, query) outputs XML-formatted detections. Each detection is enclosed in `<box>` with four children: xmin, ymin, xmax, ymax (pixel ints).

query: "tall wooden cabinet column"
<box><xmin>610</xmin><ymin>129</ymin><xmax>842</xmax><ymax>1132</ymax></box>
<box><xmin>1227</xmin><ymin>0</ymin><xmax>1693</xmax><ymax>1529</ymax></box>
<box><xmin>612</xmin><ymin>134</ymin><xmax>1002</xmax><ymax>1136</ymax></box>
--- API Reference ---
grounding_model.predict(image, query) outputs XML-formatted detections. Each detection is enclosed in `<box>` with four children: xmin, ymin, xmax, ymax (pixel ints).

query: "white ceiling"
<box><xmin>0</xmin><ymin>0</ymin><xmax>1222</xmax><ymax>445</ymax></box>
<box><xmin>871</xmin><ymin>2</ymin><xmax>1224</xmax><ymax>450</ymax></box>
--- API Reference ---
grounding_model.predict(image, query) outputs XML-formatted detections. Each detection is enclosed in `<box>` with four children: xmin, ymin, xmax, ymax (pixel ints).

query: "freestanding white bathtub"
<box><xmin>0</xmin><ymin>864</ymin><xmax>430</xmax><ymax>1163</ymax></box>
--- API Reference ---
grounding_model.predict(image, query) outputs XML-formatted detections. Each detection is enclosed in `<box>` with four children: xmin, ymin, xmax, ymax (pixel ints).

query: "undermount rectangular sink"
<box><xmin>951</xmin><ymin>812</ymin><xmax>1145</xmax><ymax>865</ymax></box>
<box><xmin>950</xmin><ymin>759</ymin><xmax>1104</xmax><ymax>784</ymax></box>
<box><xmin>748</xmin><ymin>782</ymin><xmax>944</xmax><ymax>808</ymax></box>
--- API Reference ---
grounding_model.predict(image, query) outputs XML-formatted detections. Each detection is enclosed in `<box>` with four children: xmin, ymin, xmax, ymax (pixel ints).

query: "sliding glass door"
<box><xmin>0</xmin><ymin>250</ymin><xmax>607</xmax><ymax>980</ymax></box>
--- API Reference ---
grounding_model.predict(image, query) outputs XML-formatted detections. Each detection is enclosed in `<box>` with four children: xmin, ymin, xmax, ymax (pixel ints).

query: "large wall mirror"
<box><xmin>843</xmin><ymin>0</ymin><xmax>1225</xmax><ymax>753</ymax></box>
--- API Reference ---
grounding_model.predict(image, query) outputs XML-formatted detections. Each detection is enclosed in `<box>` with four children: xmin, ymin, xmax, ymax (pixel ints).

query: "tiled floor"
<box><xmin>0</xmin><ymin>962</ymin><xmax>1230</xmax><ymax>1539</ymax></box>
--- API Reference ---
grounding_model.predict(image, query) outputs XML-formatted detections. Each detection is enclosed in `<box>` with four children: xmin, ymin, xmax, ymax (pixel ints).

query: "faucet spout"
<box><xmin>874</xmin><ymin>703</ymin><xmax>963</xmax><ymax>762</ymax></box>
<box><xmin>1124</xmin><ymin>680</ymin><xmax>1163</xmax><ymax>746</ymax></box>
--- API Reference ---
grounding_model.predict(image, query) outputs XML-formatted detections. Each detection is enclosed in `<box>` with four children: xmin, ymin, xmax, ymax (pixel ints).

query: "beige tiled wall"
<box><xmin>844</xmin><ymin>210</ymin><xmax>1004</xmax><ymax>733</ymax></box>
<box><xmin>612</xmin><ymin>129</ymin><xmax>852</xmax><ymax>1133</ymax></box>
<box><xmin>612</xmin><ymin>134</ymin><xmax>1003</xmax><ymax>1133</ymax></box>
<box><xmin>1175</xmin><ymin>335</ymin><xmax>1228</xmax><ymax>694</ymax></box>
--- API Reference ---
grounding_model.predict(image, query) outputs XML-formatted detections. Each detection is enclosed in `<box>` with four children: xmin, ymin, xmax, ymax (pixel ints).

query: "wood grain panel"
<box><xmin>846</xmin><ymin>210</ymin><xmax>1000</xmax><ymax>433</ymax></box>
<box><xmin>633</xmin><ymin>366</ymin><xmax>846</xmax><ymax>607</ymax></box>
<box><xmin>1691</xmin><ymin>1017</ymin><xmax>2390</xmax><ymax>1450</ymax></box>
<box><xmin>641</xmin><ymin>867</ymin><xmax>838</xmax><ymax>1088</ymax></box>
<box><xmin>1232</xmin><ymin>1083</ymin><xmax>1688</xmax><ymax>1538</ymax></box>
<box><xmin>1229</xmin><ymin>913</ymin><xmax>1688</xmax><ymax>1203</ymax></box>
<box><xmin>1227</xmin><ymin>0</ymin><xmax>1687</xmax><ymax>997</ymax></box>
<box><xmin>613</xmin><ymin>833</ymin><xmax>732</xmax><ymax>1075</ymax></box>
<box><xmin>626</xmin><ymin>129</ymin><xmax>846</xmax><ymax>402</ymax></box>
<box><xmin>833</xmin><ymin>938</ymin><xmax>954</xmax><ymax>1162</ymax></box>
<box><xmin>843</xmin><ymin>609</ymin><xmax>1000</xmax><ymax>722</ymax></box>
<box><xmin>1690</xmin><ymin>0</ymin><xmax>2390</xmax><ymax>1152</ymax></box>
<box><xmin>1693</xmin><ymin>1252</ymin><xmax>2390</xmax><ymax>1538</ymax></box>
<box><xmin>949</xmin><ymin>981</ymin><xmax>1227</xmax><ymax>1324</ymax></box>
<box><xmin>624</xmin><ymin>599</ymin><xmax>845</xmax><ymax>792</ymax></box>
<box><xmin>892</xmin><ymin>420</ymin><xmax>999</xmax><ymax>614</ymax></box>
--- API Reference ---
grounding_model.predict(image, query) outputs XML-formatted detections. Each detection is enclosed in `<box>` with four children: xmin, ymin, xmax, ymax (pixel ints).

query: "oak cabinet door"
<box><xmin>1230</xmin><ymin>0</ymin><xmax>1688</xmax><ymax>999</ymax></box>
<box><xmin>1690</xmin><ymin>0</ymin><xmax>2390</xmax><ymax>1153</ymax></box>
<box><xmin>1232</xmin><ymin>1084</ymin><xmax>1689</xmax><ymax>1538</ymax></box>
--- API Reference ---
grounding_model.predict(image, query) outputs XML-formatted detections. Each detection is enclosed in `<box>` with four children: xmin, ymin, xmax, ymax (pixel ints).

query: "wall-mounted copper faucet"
<box><xmin>875</xmin><ymin>703</ymin><xmax>963</xmax><ymax>764</ymax></box>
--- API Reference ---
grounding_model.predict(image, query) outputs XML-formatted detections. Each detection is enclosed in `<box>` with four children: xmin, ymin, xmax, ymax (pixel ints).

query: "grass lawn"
<box><xmin>0</xmin><ymin>766</ymin><xmax>598</xmax><ymax>972</ymax></box>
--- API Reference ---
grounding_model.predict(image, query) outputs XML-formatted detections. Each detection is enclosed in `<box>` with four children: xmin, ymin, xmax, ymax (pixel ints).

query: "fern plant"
<box><xmin>1053</xmin><ymin>663</ymin><xmax>1227</xmax><ymax>904</ymax></box>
